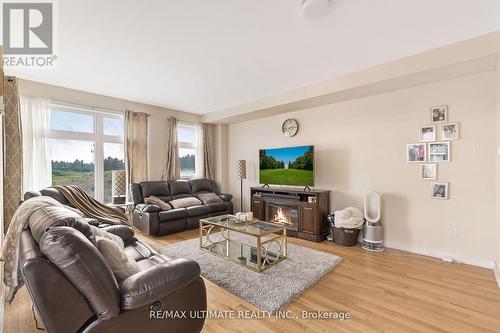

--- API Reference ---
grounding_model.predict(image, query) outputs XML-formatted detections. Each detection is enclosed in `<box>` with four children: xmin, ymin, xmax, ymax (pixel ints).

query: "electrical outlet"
<box><xmin>449</xmin><ymin>227</ymin><xmax>458</xmax><ymax>239</ymax></box>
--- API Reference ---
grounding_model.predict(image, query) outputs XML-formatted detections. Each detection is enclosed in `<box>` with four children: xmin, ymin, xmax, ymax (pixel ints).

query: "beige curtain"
<box><xmin>125</xmin><ymin>110</ymin><xmax>149</xmax><ymax>191</ymax></box>
<box><xmin>202</xmin><ymin>123</ymin><xmax>214</xmax><ymax>180</ymax></box>
<box><xmin>3</xmin><ymin>77</ymin><xmax>23</xmax><ymax>230</ymax></box>
<box><xmin>161</xmin><ymin>117</ymin><xmax>180</xmax><ymax>180</ymax></box>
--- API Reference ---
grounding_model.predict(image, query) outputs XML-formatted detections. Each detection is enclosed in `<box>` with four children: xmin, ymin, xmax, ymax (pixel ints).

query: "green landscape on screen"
<box><xmin>259</xmin><ymin>146</ymin><xmax>314</xmax><ymax>186</ymax></box>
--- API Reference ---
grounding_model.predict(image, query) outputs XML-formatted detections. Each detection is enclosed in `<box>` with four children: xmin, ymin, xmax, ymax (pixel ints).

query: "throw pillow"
<box><xmin>144</xmin><ymin>196</ymin><xmax>172</xmax><ymax>210</ymax></box>
<box><xmin>91</xmin><ymin>225</ymin><xmax>125</xmax><ymax>249</ymax></box>
<box><xmin>95</xmin><ymin>236</ymin><xmax>140</xmax><ymax>282</ymax></box>
<box><xmin>197</xmin><ymin>192</ymin><xmax>223</xmax><ymax>204</ymax></box>
<box><xmin>169</xmin><ymin>197</ymin><xmax>202</xmax><ymax>209</ymax></box>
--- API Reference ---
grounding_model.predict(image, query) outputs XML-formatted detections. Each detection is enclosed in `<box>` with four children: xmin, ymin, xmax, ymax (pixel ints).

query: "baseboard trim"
<box><xmin>494</xmin><ymin>262</ymin><xmax>500</xmax><ymax>290</ymax></box>
<box><xmin>384</xmin><ymin>240</ymin><xmax>495</xmax><ymax>269</ymax></box>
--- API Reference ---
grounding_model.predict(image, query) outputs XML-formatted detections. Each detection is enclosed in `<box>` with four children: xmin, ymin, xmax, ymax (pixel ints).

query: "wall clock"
<box><xmin>282</xmin><ymin>118</ymin><xmax>299</xmax><ymax>137</ymax></box>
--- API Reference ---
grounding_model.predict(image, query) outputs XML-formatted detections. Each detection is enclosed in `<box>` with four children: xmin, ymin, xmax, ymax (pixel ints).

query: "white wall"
<box><xmin>18</xmin><ymin>79</ymin><xmax>201</xmax><ymax>180</ymax></box>
<box><xmin>496</xmin><ymin>63</ymin><xmax>500</xmax><ymax>281</ymax></box>
<box><xmin>226</xmin><ymin>72</ymin><xmax>497</xmax><ymax>264</ymax></box>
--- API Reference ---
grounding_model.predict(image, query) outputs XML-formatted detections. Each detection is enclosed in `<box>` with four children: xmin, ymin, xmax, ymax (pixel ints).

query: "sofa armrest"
<box><xmin>218</xmin><ymin>193</ymin><xmax>233</xmax><ymax>201</ymax></box>
<box><xmin>120</xmin><ymin>259</ymin><xmax>201</xmax><ymax>310</ymax></box>
<box><xmin>135</xmin><ymin>203</ymin><xmax>161</xmax><ymax>213</ymax></box>
<box><xmin>101</xmin><ymin>225</ymin><xmax>136</xmax><ymax>244</ymax></box>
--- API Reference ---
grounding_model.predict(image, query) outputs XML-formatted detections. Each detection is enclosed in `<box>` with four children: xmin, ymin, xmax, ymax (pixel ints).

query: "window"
<box><xmin>50</xmin><ymin>110</ymin><xmax>94</xmax><ymax>133</ymax></box>
<box><xmin>48</xmin><ymin>105</ymin><xmax>124</xmax><ymax>203</ymax></box>
<box><xmin>50</xmin><ymin>139</ymin><xmax>95</xmax><ymax>196</ymax></box>
<box><xmin>177</xmin><ymin>122</ymin><xmax>201</xmax><ymax>178</ymax></box>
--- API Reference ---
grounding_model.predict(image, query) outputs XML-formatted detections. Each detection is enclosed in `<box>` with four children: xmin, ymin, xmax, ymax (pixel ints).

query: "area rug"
<box><xmin>159</xmin><ymin>234</ymin><xmax>341</xmax><ymax>313</ymax></box>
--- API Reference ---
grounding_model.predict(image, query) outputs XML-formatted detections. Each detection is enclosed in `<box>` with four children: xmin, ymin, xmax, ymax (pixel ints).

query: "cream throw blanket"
<box><xmin>1</xmin><ymin>186</ymin><xmax>128</xmax><ymax>302</ymax></box>
<box><xmin>56</xmin><ymin>185</ymin><xmax>128</xmax><ymax>225</ymax></box>
<box><xmin>0</xmin><ymin>196</ymin><xmax>67</xmax><ymax>302</ymax></box>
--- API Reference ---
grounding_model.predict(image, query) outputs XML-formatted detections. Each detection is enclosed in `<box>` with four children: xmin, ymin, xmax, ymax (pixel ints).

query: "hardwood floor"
<box><xmin>3</xmin><ymin>229</ymin><xmax>500</xmax><ymax>333</ymax></box>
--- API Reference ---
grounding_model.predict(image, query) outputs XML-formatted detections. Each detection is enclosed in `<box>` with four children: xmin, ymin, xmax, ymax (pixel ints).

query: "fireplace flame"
<box><xmin>274</xmin><ymin>208</ymin><xmax>290</xmax><ymax>224</ymax></box>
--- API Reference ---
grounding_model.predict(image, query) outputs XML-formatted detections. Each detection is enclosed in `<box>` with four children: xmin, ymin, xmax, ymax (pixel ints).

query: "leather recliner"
<box><xmin>20</xmin><ymin>191</ymin><xmax>207</xmax><ymax>333</ymax></box>
<box><xmin>132</xmin><ymin>179</ymin><xmax>233</xmax><ymax>236</ymax></box>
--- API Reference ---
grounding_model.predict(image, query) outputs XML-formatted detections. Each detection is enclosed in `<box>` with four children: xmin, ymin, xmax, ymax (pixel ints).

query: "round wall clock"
<box><xmin>282</xmin><ymin>118</ymin><xmax>299</xmax><ymax>137</ymax></box>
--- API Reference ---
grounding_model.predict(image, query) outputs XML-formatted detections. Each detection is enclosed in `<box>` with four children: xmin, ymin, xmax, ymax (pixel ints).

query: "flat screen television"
<box><xmin>259</xmin><ymin>145</ymin><xmax>314</xmax><ymax>186</ymax></box>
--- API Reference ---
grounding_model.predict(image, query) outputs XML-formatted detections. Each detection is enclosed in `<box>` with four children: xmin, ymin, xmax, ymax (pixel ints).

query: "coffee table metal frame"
<box><xmin>199</xmin><ymin>214</ymin><xmax>287</xmax><ymax>272</ymax></box>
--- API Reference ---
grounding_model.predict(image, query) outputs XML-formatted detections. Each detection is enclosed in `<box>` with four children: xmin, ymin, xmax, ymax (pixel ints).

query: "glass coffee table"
<box><xmin>199</xmin><ymin>214</ymin><xmax>287</xmax><ymax>272</ymax></box>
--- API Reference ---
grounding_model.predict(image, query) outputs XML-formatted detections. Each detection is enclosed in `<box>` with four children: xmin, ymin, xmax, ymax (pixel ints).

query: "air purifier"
<box><xmin>362</xmin><ymin>191</ymin><xmax>384</xmax><ymax>252</ymax></box>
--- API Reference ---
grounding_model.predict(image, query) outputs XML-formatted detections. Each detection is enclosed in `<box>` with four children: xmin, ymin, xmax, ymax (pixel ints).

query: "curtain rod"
<box><xmin>50</xmin><ymin>100</ymin><xmax>152</xmax><ymax>117</ymax></box>
<box><xmin>50</xmin><ymin>99</ymin><xmax>125</xmax><ymax>116</ymax></box>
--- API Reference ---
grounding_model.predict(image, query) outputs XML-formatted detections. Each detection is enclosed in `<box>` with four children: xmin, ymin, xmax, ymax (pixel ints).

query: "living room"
<box><xmin>1</xmin><ymin>1</ymin><xmax>500</xmax><ymax>332</ymax></box>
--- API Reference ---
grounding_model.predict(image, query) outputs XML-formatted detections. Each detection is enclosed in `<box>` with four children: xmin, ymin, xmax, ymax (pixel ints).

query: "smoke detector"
<box><xmin>301</xmin><ymin>0</ymin><xmax>331</xmax><ymax>20</ymax></box>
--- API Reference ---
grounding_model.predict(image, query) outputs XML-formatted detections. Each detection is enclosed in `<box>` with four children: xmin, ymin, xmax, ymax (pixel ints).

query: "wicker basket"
<box><xmin>331</xmin><ymin>226</ymin><xmax>360</xmax><ymax>246</ymax></box>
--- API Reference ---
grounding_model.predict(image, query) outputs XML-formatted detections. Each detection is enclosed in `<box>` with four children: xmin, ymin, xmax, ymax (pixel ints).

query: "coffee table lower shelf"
<box><xmin>199</xmin><ymin>218</ymin><xmax>287</xmax><ymax>272</ymax></box>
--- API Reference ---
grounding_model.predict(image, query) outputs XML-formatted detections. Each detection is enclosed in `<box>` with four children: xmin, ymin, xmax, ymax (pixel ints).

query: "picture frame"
<box><xmin>407</xmin><ymin>143</ymin><xmax>426</xmax><ymax>162</ymax></box>
<box><xmin>428</xmin><ymin>141</ymin><xmax>450</xmax><ymax>162</ymax></box>
<box><xmin>431</xmin><ymin>182</ymin><xmax>449</xmax><ymax>200</ymax></box>
<box><xmin>421</xmin><ymin>163</ymin><xmax>437</xmax><ymax>180</ymax></box>
<box><xmin>419</xmin><ymin>125</ymin><xmax>436</xmax><ymax>142</ymax></box>
<box><xmin>431</xmin><ymin>105</ymin><xmax>448</xmax><ymax>123</ymax></box>
<box><xmin>441</xmin><ymin>122</ymin><xmax>459</xmax><ymax>141</ymax></box>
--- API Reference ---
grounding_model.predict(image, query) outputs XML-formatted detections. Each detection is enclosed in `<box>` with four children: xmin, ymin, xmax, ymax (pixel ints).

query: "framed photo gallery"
<box><xmin>406</xmin><ymin>105</ymin><xmax>458</xmax><ymax>199</ymax></box>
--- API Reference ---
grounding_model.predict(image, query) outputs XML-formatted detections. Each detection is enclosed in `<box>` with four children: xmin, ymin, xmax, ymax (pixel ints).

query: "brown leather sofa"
<box><xmin>20</xmin><ymin>190</ymin><xmax>207</xmax><ymax>333</ymax></box>
<box><xmin>132</xmin><ymin>179</ymin><xmax>233</xmax><ymax>236</ymax></box>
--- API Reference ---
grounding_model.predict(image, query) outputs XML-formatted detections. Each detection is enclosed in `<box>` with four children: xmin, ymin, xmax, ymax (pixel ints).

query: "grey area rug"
<box><xmin>160</xmin><ymin>234</ymin><xmax>341</xmax><ymax>313</ymax></box>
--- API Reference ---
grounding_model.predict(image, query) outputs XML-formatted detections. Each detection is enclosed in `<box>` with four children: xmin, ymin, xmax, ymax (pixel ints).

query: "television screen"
<box><xmin>259</xmin><ymin>145</ymin><xmax>314</xmax><ymax>186</ymax></box>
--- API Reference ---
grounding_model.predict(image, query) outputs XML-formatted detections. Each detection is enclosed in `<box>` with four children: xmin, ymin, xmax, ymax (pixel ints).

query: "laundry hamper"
<box><xmin>328</xmin><ymin>213</ymin><xmax>361</xmax><ymax>247</ymax></box>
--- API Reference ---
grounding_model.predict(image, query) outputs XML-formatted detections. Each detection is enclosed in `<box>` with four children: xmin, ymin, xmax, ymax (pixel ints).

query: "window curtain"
<box><xmin>124</xmin><ymin>110</ymin><xmax>149</xmax><ymax>195</ymax></box>
<box><xmin>201</xmin><ymin>123</ymin><xmax>214</xmax><ymax>180</ymax></box>
<box><xmin>161</xmin><ymin>116</ymin><xmax>180</xmax><ymax>180</ymax></box>
<box><xmin>3</xmin><ymin>77</ymin><xmax>23</xmax><ymax>230</ymax></box>
<box><xmin>20</xmin><ymin>95</ymin><xmax>52</xmax><ymax>193</ymax></box>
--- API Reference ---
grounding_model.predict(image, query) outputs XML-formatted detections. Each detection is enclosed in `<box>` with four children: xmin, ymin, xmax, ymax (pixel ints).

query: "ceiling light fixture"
<box><xmin>301</xmin><ymin>0</ymin><xmax>331</xmax><ymax>20</ymax></box>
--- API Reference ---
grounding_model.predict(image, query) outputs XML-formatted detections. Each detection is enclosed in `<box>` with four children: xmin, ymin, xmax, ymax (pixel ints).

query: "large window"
<box><xmin>50</xmin><ymin>139</ymin><xmax>95</xmax><ymax>196</ymax></box>
<box><xmin>48</xmin><ymin>105</ymin><xmax>124</xmax><ymax>203</ymax></box>
<box><xmin>177</xmin><ymin>122</ymin><xmax>201</xmax><ymax>179</ymax></box>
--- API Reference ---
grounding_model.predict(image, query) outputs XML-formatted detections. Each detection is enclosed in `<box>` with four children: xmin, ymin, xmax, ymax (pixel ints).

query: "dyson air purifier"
<box><xmin>362</xmin><ymin>191</ymin><xmax>384</xmax><ymax>252</ymax></box>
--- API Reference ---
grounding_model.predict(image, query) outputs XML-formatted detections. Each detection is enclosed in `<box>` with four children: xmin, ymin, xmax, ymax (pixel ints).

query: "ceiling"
<box><xmin>5</xmin><ymin>0</ymin><xmax>500</xmax><ymax>114</ymax></box>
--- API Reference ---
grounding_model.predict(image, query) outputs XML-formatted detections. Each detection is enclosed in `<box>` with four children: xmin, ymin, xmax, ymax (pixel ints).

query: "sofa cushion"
<box><xmin>189</xmin><ymin>179</ymin><xmax>213</xmax><ymax>193</ymax></box>
<box><xmin>144</xmin><ymin>196</ymin><xmax>172</xmax><ymax>210</ymax></box>
<box><xmin>28</xmin><ymin>206</ymin><xmax>91</xmax><ymax>244</ymax></box>
<box><xmin>124</xmin><ymin>242</ymin><xmax>154</xmax><ymax>261</ymax></box>
<box><xmin>159</xmin><ymin>208</ymin><xmax>188</xmax><ymax>222</ymax></box>
<box><xmin>140</xmin><ymin>182</ymin><xmax>170</xmax><ymax>202</ymax></box>
<box><xmin>136</xmin><ymin>254</ymin><xmax>170</xmax><ymax>270</ymax></box>
<box><xmin>197</xmin><ymin>192</ymin><xmax>223</xmax><ymax>204</ymax></box>
<box><xmin>206</xmin><ymin>202</ymin><xmax>229</xmax><ymax>213</ymax></box>
<box><xmin>186</xmin><ymin>205</ymin><xmax>210</xmax><ymax>217</ymax></box>
<box><xmin>169</xmin><ymin>197</ymin><xmax>202</xmax><ymax>209</ymax></box>
<box><xmin>168</xmin><ymin>180</ymin><xmax>193</xmax><ymax>200</ymax></box>
<box><xmin>40</xmin><ymin>227</ymin><xmax>120</xmax><ymax>320</ymax></box>
<box><xmin>95</xmin><ymin>236</ymin><xmax>140</xmax><ymax>282</ymax></box>
<box><xmin>40</xmin><ymin>187</ymin><xmax>72</xmax><ymax>206</ymax></box>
